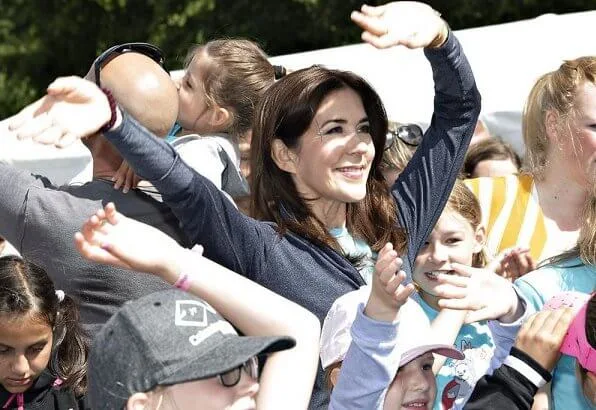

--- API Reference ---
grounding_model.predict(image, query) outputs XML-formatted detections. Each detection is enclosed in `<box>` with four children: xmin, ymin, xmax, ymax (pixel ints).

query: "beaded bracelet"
<box><xmin>174</xmin><ymin>272</ymin><xmax>193</xmax><ymax>291</ymax></box>
<box><xmin>99</xmin><ymin>88</ymin><xmax>118</xmax><ymax>133</ymax></box>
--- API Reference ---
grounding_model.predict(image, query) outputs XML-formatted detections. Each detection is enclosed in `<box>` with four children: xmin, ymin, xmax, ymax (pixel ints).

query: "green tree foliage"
<box><xmin>1</xmin><ymin>0</ymin><xmax>594</xmax><ymax>118</ymax></box>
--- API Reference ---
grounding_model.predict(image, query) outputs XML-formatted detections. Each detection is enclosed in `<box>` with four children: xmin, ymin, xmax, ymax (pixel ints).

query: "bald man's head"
<box><xmin>86</xmin><ymin>52</ymin><xmax>178</xmax><ymax>137</ymax></box>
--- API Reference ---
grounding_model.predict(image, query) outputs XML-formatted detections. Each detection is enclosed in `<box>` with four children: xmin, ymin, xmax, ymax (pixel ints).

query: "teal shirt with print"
<box><xmin>415</xmin><ymin>294</ymin><xmax>495</xmax><ymax>410</ymax></box>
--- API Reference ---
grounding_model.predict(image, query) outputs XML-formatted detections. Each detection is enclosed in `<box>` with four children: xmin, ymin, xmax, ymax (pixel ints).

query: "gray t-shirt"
<box><xmin>0</xmin><ymin>165</ymin><xmax>191</xmax><ymax>335</ymax></box>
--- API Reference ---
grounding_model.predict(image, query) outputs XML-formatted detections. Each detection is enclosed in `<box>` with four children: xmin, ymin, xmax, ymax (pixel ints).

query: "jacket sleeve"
<box><xmin>391</xmin><ymin>31</ymin><xmax>481</xmax><ymax>277</ymax></box>
<box><xmin>464</xmin><ymin>347</ymin><xmax>552</xmax><ymax>410</ymax></box>
<box><xmin>329</xmin><ymin>305</ymin><xmax>402</xmax><ymax>410</ymax></box>
<box><xmin>103</xmin><ymin>113</ymin><xmax>269</xmax><ymax>279</ymax></box>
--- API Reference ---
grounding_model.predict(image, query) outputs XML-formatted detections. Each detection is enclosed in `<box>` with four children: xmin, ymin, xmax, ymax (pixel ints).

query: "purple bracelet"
<box><xmin>99</xmin><ymin>88</ymin><xmax>117</xmax><ymax>133</ymax></box>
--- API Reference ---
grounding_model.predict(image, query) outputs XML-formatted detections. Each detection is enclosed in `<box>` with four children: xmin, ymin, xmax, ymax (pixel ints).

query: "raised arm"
<box><xmin>75</xmin><ymin>203</ymin><xmax>321</xmax><ymax>410</ymax></box>
<box><xmin>6</xmin><ymin>75</ymin><xmax>270</xmax><ymax>278</ymax></box>
<box><xmin>394</xmin><ymin>31</ymin><xmax>481</xmax><ymax>275</ymax></box>
<box><xmin>330</xmin><ymin>243</ymin><xmax>415</xmax><ymax>409</ymax></box>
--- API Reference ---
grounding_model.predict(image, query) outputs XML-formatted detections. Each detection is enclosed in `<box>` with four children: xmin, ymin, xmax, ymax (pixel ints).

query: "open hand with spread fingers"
<box><xmin>74</xmin><ymin>202</ymin><xmax>197</xmax><ymax>278</ymax></box>
<box><xmin>365</xmin><ymin>242</ymin><xmax>416</xmax><ymax>322</ymax></box>
<box><xmin>434</xmin><ymin>263</ymin><xmax>523</xmax><ymax>324</ymax></box>
<box><xmin>350</xmin><ymin>1</ymin><xmax>448</xmax><ymax>49</ymax></box>
<box><xmin>7</xmin><ymin>76</ymin><xmax>114</xmax><ymax>148</ymax></box>
<box><xmin>492</xmin><ymin>246</ymin><xmax>536</xmax><ymax>281</ymax></box>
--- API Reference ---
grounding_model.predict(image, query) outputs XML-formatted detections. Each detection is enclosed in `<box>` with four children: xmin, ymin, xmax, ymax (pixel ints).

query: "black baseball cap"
<box><xmin>88</xmin><ymin>289</ymin><xmax>295</xmax><ymax>409</ymax></box>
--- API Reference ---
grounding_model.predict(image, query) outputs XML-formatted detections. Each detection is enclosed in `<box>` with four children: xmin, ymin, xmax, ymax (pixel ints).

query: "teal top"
<box><xmin>416</xmin><ymin>294</ymin><xmax>495</xmax><ymax>410</ymax></box>
<box><xmin>490</xmin><ymin>257</ymin><xmax>595</xmax><ymax>410</ymax></box>
<box><xmin>329</xmin><ymin>226</ymin><xmax>377</xmax><ymax>284</ymax></box>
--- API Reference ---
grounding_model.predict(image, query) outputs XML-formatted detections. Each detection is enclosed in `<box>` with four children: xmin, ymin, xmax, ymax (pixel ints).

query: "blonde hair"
<box><xmin>444</xmin><ymin>180</ymin><xmax>488</xmax><ymax>268</ymax></box>
<box><xmin>579</xmin><ymin>180</ymin><xmax>596</xmax><ymax>265</ymax></box>
<box><xmin>522</xmin><ymin>56</ymin><xmax>596</xmax><ymax>177</ymax></box>
<box><xmin>185</xmin><ymin>39</ymin><xmax>276</xmax><ymax>138</ymax></box>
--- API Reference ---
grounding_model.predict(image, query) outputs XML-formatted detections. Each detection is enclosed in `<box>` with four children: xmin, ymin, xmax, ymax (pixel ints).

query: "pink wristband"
<box><xmin>174</xmin><ymin>273</ymin><xmax>192</xmax><ymax>291</ymax></box>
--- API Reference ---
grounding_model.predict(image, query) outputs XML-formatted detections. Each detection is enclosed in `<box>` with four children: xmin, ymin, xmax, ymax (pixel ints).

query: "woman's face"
<box><xmin>557</xmin><ymin>82</ymin><xmax>596</xmax><ymax>187</ymax></box>
<box><xmin>285</xmin><ymin>87</ymin><xmax>375</xmax><ymax>212</ymax></box>
<box><xmin>0</xmin><ymin>313</ymin><xmax>53</xmax><ymax>393</ymax></box>
<box><xmin>383</xmin><ymin>352</ymin><xmax>436</xmax><ymax>410</ymax></box>
<box><xmin>177</xmin><ymin>55</ymin><xmax>218</xmax><ymax>134</ymax></box>
<box><xmin>158</xmin><ymin>370</ymin><xmax>259</xmax><ymax>410</ymax></box>
<box><xmin>413</xmin><ymin>209</ymin><xmax>484</xmax><ymax>297</ymax></box>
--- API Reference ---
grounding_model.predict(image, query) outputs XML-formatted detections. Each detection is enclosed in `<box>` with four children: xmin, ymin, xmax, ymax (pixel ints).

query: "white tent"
<box><xmin>2</xmin><ymin>11</ymin><xmax>595</xmax><ymax>184</ymax></box>
<box><xmin>270</xmin><ymin>11</ymin><xmax>596</xmax><ymax>154</ymax></box>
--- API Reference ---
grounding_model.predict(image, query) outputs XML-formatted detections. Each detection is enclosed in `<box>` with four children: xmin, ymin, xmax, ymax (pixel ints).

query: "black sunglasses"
<box><xmin>93</xmin><ymin>42</ymin><xmax>165</xmax><ymax>87</ymax></box>
<box><xmin>385</xmin><ymin>123</ymin><xmax>424</xmax><ymax>149</ymax></box>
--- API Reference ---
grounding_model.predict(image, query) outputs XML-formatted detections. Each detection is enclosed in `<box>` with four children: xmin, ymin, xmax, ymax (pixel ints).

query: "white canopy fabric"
<box><xmin>1</xmin><ymin>11</ymin><xmax>594</xmax><ymax>185</ymax></box>
<box><xmin>270</xmin><ymin>11</ymin><xmax>596</xmax><ymax>154</ymax></box>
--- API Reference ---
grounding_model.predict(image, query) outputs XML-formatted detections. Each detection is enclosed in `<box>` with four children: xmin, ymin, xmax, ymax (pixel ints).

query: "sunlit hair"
<box><xmin>185</xmin><ymin>39</ymin><xmax>279</xmax><ymax>138</ymax></box>
<box><xmin>0</xmin><ymin>256</ymin><xmax>89</xmax><ymax>395</ymax></box>
<box><xmin>443</xmin><ymin>180</ymin><xmax>488</xmax><ymax>268</ymax></box>
<box><xmin>578</xmin><ymin>180</ymin><xmax>596</xmax><ymax>265</ymax></box>
<box><xmin>463</xmin><ymin>138</ymin><xmax>521</xmax><ymax>178</ymax></box>
<box><xmin>251</xmin><ymin>65</ymin><xmax>406</xmax><ymax>254</ymax></box>
<box><xmin>522</xmin><ymin>56</ymin><xmax>596</xmax><ymax>177</ymax></box>
<box><xmin>380</xmin><ymin>121</ymin><xmax>417</xmax><ymax>176</ymax></box>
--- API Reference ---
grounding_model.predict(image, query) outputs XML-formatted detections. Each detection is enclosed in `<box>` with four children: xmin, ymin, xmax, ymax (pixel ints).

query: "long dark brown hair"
<box><xmin>251</xmin><ymin>66</ymin><xmax>405</xmax><ymax>254</ymax></box>
<box><xmin>0</xmin><ymin>256</ymin><xmax>89</xmax><ymax>395</ymax></box>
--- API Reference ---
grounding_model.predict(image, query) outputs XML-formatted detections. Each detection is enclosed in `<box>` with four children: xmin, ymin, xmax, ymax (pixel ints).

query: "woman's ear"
<box><xmin>126</xmin><ymin>392</ymin><xmax>151</xmax><ymax>410</ymax></box>
<box><xmin>271</xmin><ymin>139</ymin><xmax>297</xmax><ymax>174</ymax></box>
<box><xmin>329</xmin><ymin>366</ymin><xmax>342</xmax><ymax>388</ymax></box>
<box><xmin>473</xmin><ymin>225</ymin><xmax>486</xmax><ymax>254</ymax></box>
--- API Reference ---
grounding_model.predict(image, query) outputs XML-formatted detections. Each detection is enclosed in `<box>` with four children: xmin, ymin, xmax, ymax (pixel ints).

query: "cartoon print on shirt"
<box><xmin>440</xmin><ymin>341</ymin><xmax>493</xmax><ymax>410</ymax></box>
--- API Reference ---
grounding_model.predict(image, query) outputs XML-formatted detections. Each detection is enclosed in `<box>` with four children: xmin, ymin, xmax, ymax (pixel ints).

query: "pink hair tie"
<box><xmin>174</xmin><ymin>273</ymin><xmax>192</xmax><ymax>291</ymax></box>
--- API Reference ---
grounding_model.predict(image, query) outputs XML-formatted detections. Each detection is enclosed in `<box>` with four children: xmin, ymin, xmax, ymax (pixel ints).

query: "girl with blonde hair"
<box><xmin>465</xmin><ymin>56</ymin><xmax>596</xmax><ymax>271</ymax></box>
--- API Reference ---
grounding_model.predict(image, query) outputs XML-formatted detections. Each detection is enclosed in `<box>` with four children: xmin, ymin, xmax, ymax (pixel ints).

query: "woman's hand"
<box><xmin>434</xmin><ymin>263</ymin><xmax>523</xmax><ymax>324</ymax></box>
<box><xmin>7</xmin><ymin>76</ymin><xmax>114</xmax><ymax>147</ymax></box>
<box><xmin>350</xmin><ymin>2</ymin><xmax>448</xmax><ymax>49</ymax></box>
<box><xmin>365</xmin><ymin>242</ymin><xmax>416</xmax><ymax>322</ymax></box>
<box><xmin>74</xmin><ymin>202</ymin><xmax>196</xmax><ymax>278</ymax></box>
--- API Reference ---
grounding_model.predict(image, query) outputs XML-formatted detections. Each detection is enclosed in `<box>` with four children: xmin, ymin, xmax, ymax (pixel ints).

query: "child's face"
<box><xmin>413</xmin><ymin>210</ymin><xmax>484</xmax><ymax>297</ymax></box>
<box><xmin>0</xmin><ymin>313</ymin><xmax>53</xmax><ymax>393</ymax></box>
<box><xmin>152</xmin><ymin>368</ymin><xmax>260</xmax><ymax>410</ymax></box>
<box><xmin>383</xmin><ymin>352</ymin><xmax>436</xmax><ymax>410</ymax></box>
<box><xmin>177</xmin><ymin>55</ymin><xmax>217</xmax><ymax>133</ymax></box>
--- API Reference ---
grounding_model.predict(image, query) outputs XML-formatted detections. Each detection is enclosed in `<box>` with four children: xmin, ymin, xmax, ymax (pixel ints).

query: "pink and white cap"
<box><xmin>543</xmin><ymin>291</ymin><xmax>595</xmax><ymax>372</ymax></box>
<box><xmin>320</xmin><ymin>286</ymin><xmax>463</xmax><ymax>370</ymax></box>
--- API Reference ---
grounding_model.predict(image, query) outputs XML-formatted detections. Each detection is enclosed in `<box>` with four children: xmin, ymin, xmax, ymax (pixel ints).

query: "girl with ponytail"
<box><xmin>0</xmin><ymin>256</ymin><xmax>89</xmax><ymax>409</ymax></box>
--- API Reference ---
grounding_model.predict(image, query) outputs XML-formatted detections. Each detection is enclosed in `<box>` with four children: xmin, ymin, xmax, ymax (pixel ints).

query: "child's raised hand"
<box><xmin>350</xmin><ymin>2</ymin><xmax>448</xmax><ymax>50</ymax></box>
<box><xmin>492</xmin><ymin>247</ymin><xmax>536</xmax><ymax>281</ymax></box>
<box><xmin>365</xmin><ymin>242</ymin><xmax>416</xmax><ymax>322</ymax></box>
<box><xmin>74</xmin><ymin>202</ymin><xmax>196</xmax><ymax>278</ymax></box>
<box><xmin>434</xmin><ymin>263</ymin><xmax>522</xmax><ymax>324</ymax></box>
